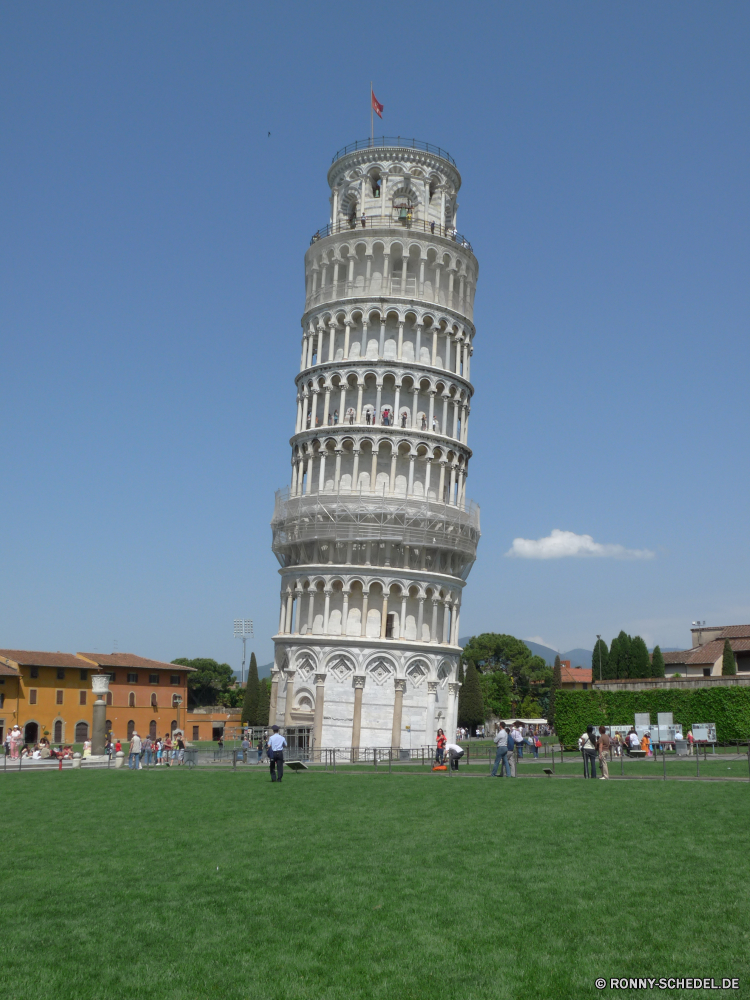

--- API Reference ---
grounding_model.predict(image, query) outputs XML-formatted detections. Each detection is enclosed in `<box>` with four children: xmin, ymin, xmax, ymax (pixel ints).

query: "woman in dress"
<box><xmin>435</xmin><ymin>728</ymin><xmax>447</xmax><ymax>764</ymax></box>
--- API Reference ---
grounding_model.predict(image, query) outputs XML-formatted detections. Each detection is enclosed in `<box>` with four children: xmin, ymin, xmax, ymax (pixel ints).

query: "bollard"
<box><xmin>232</xmin><ymin>750</ymin><xmax>237</xmax><ymax>770</ymax></box>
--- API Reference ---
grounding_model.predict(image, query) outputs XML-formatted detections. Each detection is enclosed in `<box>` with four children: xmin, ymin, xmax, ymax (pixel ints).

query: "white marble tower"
<box><xmin>270</xmin><ymin>137</ymin><xmax>480</xmax><ymax>753</ymax></box>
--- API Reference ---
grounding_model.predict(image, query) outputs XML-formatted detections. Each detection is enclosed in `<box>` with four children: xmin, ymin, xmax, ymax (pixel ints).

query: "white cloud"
<box><xmin>505</xmin><ymin>529</ymin><xmax>655</xmax><ymax>561</ymax></box>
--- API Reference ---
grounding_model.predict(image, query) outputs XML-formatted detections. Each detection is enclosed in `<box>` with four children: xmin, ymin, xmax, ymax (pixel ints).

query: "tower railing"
<box><xmin>331</xmin><ymin>137</ymin><xmax>457</xmax><ymax>168</ymax></box>
<box><xmin>271</xmin><ymin>488</ymin><xmax>480</xmax><ymax>565</ymax></box>
<box><xmin>310</xmin><ymin>216</ymin><xmax>472</xmax><ymax>252</ymax></box>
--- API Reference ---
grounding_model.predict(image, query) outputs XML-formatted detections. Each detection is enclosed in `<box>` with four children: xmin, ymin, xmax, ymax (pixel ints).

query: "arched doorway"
<box><xmin>127</xmin><ymin>720</ymin><xmax>135</xmax><ymax>740</ymax></box>
<box><xmin>53</xmin><ymin>720</ymin><xmax>63</xmax><ymax>743</ymax></box>
<box><xmin>24</xmin><ymin>722</ymin><xmax>38</xmax><ymax>744</ymax></box>
<box><xmin>75</xmin><ymin>721</ymin><xmax>88</xmax><ymax>743</ymax></box>
<box><xmin>149</xmin><ymin>720</ymin><xmax>157</xmax><ymax>739</ymax></box>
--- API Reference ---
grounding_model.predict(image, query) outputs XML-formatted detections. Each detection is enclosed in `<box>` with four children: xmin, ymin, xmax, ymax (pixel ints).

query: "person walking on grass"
<box><xmin>241</xmin><ymin>734</ymin><xmax>250</xmax><ymax>763</ymax></box>
<box><xmin>511</xmin><ymin>722</ymin><xmax>524</xmax><ymax>758</ymax></box>
<box><xmin>597</xmin><ymin>726</ymin><xmax>610</xmax><ymax>780</ymax></box>
<box><xmin>257</xmin><ymin>736</ymin><xmax>264</xmax><ymax>764</ymax></box>
<box><xmin>580</xmin><ymin>726</ymin><xmax>597</xmax><ymax>778</ymax></box>
<box><xmin>128</xmin><ymin>731</ymin><xmax>142</xmax><ymax>770</ymax></box>
<box><xmin>268</xmin><ymin>725</ymin><xmax>287</xmax><ymax>782</ymax></box>
<box><xmin>491</xmin><ymin>722</ymin><xmax>511</xmax><ymax>777</ymax></box>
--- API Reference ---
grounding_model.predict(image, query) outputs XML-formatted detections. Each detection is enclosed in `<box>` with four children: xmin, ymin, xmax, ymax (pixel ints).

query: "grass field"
<box><xmin>3</xmin><ymin>769</ymin><xmax>749</xmax><ymax>1000</ymax></box>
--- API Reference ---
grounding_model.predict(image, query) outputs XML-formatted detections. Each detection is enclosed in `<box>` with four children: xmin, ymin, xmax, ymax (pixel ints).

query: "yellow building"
<box><xmin>0</xmin><ymin>650</ymin><xmax>194</xmax><ymax>746</ymax></box>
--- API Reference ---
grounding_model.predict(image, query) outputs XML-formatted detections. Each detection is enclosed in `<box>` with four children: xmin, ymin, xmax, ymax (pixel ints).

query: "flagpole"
<box><xmin>370</xmin><ymin>81</ymin><xmax>373</xmax><ymax>144</ymax></box>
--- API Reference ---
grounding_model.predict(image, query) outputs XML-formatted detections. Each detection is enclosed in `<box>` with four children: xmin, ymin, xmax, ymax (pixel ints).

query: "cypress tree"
<box><xmin>241</xmin><ymin>652</ymin><xmax>260</xmax><ymax>725</ymax></box>
<box><xmin>257</xmin><ymin>677</ymin><xmax>271</xmax><ymax>727</ymax></box>
<box><xmin>608</xmin><ymin>636</ymin><xmax>620</xmax><ymax>681</ymax></box>
<box><xmin>616</xmin><ymin>631</ymin><xmax>632</xmax><ymax>678</ymax></box>
<box><xmin>457</xmin><ymin>660</ymin><xmax>484</xmax><ymax>731</ymax></box>
<box><xmin>722</xmin><ymin>639</ymin><xmax>736</xmax><ymax>676</ymax></box>
<box><xmin>630</xmin><ymin>636</ymin><xmax>650</xmax><ymax>679</ymax></box>
<box><xmin>592</xmin><ymin>639</ymin><xmax>610</xmax><ymax>681</ymax></box>
<box><xmin>651</xmin><ymin>645</ymin><xmax>665</xmax><ymax>678</ymax></box>
<box><xmin>548</xmin><ymin>654</ymin><xmax>562</xmax><ymax>727</ymax></box>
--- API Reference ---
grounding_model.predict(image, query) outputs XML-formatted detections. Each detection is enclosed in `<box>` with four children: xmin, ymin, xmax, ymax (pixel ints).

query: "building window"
<box><xmin>54</xmin><ymin>719</ymin><xmax>63</xmax><ymax>743</ymax></box>
<box><xmin>170</xmin><ymin>675</ymin><xmax>180</xmax><ymax>686</ymax></box>
<box><xmin>79</xmin><ymin>669</ymin><xmax>88</xmax><ymax>681</ymax></box>
<box><xmin>57</xmin><ymin>669</ymin><xmax>65</xmax><ymax>680</ymax></box>
<box><xmin>29</xmin><ymin>689</ymin><xmax>38</xmax><ymax>705</ymax></box>
<box><xmin>149</xmin><ymin>673</ymin><xmax>159</xmax><ymax>684</ymax></box>
<box><xmin>75</xmin><ymin>721</ymin><xmax>88</xmax><ymax>742</ymax></box>
<box><xmin>30</xmin><ymin>667</ymin><xmax>39</xmax><ymax>679</ymax></box>
<box><xmin>703</xmin><ymin>668</ymin><xmax>711</xmax><ymax>677</ymax></box>
<box><xmin>0</xmin><ymin>693</ymin><xmax>4</xmax><ymax>708</ymax></box>
<box><xmin>385</xmin><ymin>613</ymin><xmax>395</xmax><ymax>638</ymax></box>
<box><xmin>56</xmin><ymin>690</ymin><xmax>64</xmax><ymax>705</ymax></box>
<box><xmin>128</xmin><ymin>692</ymin><xmax>136</xmax><ymax>708</ymax></box>
<box><xmin>106</xmin><ymin>691</ymin><xmax>112</xmax><ymax>706</ymax></box>
<box><xmin>149</xmin><ymin>720</ymin><xmax>157</xmax><ymax>739</ymax></box>
<box><xmin>582</xmin><ymin>683</ymin><xmax>588</xmax><ymax>690</ymax></box>
<box><xmin>150</xmin><ymin>693</ymin><xmax>158</xmax><ymax>708</ymax></box>
<box><xmin>79</xmin><ymin>690</ymin><xmax>87</xmax><ymax>705</ymax></box>
<box><xmin>127</xmin><ymin>673</ymin><xmax>138</xmax><ymax>684</ymax></box>
<box><xmin>192</xmin><ymin>726</ymin><xmax>200</xmax><ymax>740</ymax></box>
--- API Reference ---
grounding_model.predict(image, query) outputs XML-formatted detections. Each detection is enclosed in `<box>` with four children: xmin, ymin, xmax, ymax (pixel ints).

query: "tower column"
<box><xmin>269</xmin><ymin>669</ymin><xmax>280</xmax><ymax>725</ymax></box>
<box><xmin>283</xmin><ymin>670</ymin><xmax>296</xmax><ymax>728</ymax></box>
<box><xmin>351</xmin><ymin>675</ymin><xmax>366</xmax><ymax>755</ymax></box>
<box><xmin>313</xmin><ymin>673</ymin><xmax>326</xmax><ymax>756</ymax></box>
<box><xmin>391</xmin><ymin>678</ymin><xmax>406</xmax><ymax>749</ymax></box>
<box><xmin>426</xmin><ymin>681</ymin><xmax>438</xmax><ymax>748</ymax></box>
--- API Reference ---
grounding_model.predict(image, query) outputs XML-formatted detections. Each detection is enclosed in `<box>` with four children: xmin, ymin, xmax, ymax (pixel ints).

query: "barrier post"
<box><xmin>696</xmin><ymin>747</ymin><xmax>700</xmax><ymax>777</ymax></box>
<box><xmin>662</xmin><ymin>748</ymin><xmax>666</xmax><ymax>781</ymax></box>
<box><xmin>388</xmin><ymin>748</ymin><xmax>391</xmax><ymax>773</ymax></box>
<box><xmin>333</xmin><ymin>749</ymin><xmax>336</xmax><ymax>773</ymax></box>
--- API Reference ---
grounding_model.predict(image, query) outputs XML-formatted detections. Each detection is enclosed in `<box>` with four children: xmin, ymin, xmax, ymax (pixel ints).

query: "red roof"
<box><xmin>77</xmin><ymin>653</ymin><xmax>195</xmax><ymax>672</ymax></box>
<box><xmin>0</xmin><ymin>650</ymin><xmax>86</xmax><ymax>669</ymax></box>
<box><xmin>560</xmin><ymin>665</ymin><xmax>592</xmax><ymax>684</ymax></box>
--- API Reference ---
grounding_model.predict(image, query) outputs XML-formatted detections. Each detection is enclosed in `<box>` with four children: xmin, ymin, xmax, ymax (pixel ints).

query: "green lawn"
<box><xmin>2</xmin><ymin>769</ymin><xmax>749</xmax><ymax>1000</ymax></box>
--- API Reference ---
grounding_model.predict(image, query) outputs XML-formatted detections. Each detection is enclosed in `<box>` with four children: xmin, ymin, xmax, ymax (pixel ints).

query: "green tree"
<box><xmin>651</xmin><ymin>645</ymin><xmax>665</xmax><ymax>678</ymax></box>
<box><xmin>630</xmin><ymin>636</ymin><xmax>651</xmax><ymax>679</ymax></box>
<box><xmin>257</xmin><ymin>676</ymin><xmax>271</xmax><ymax>727</ymax></box>
<box><xmin>592</xmin><ymin>638</ymin><xmax>610</xmax><ymax>681</ymax></box>
<box><xmin>461</xmin><ymin>633</ymin><xmax>552</xmax><ymax>711</ymax></box>
<box><xmin>722</xmin><ymin>639</ymin><xmax>736</xmax><ymax>676</ymax></box>
<box><xmin>241</xmin><ymin>653</ymin><xmax>260</xmax><ymax>725</ymax></box>
<box><xmin>519</xmin><ymin>694</ymin><xmax>543</xmax><ymax>717</ymax></box>
<box><xmin>547</xmin><ymin>654</ymin><xmax>562</xmax><ymax>728</ymax></box>
<box><xmin>457</xmin><ymin>660</ymin><xmax>484</xmax><ymax>731</ymax></box>
<box><xmin>479</xmin><ymin>669</ymin><xmax>512</xmax><ymax>721</ymax></box>
<box><xmin>615</xmin><ymin>631</ymin><xmax>632</xmax><ymax>679</ymax></box>
<box><xmin>608</xmin><ymin>636</ymin><xmax>620</xmax><ymax>681</ymax></box>
<box><xmin>172</xmin><ymin>657</ymin><xmax>237</xmax><ymax>707</ymax></box>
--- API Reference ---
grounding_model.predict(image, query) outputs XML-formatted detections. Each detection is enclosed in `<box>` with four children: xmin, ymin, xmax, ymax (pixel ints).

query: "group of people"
<box><xmin>125</xmin><ymin>731</ymin><xmax>186</xmax><ymax>769</ymax></box>
<box><xmin>240</xmin><ymin>734</ymin><xmax>266</xmax><ymax>763</ymax></box>
<box><xmin>578</xmin><ymin>726</ymin><xmax>613</xmax><ymax>779</ymax></box>
<box><xmin>489</xmin><ymin>721</ymin><xmax>541</xmax><ymax>776</ymax></box>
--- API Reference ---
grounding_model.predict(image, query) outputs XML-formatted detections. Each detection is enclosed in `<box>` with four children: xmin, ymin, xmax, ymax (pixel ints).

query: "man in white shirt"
<box><xmin>268</xmin><ymin>725</ymin><xmax>287</xmax><ymax>782</ymax></box>
<box><xmin>445</xmin><ymin>742</ymin><xmax>464</xmax><ymax>771</ymax></box>
<box><xmin>491</xmin><ymin>723</ymin><xmax>511</xmax><ymax>777</ymax></box>
<box><xmin>510</xmin><ymin>722</ymin><xmax>524</xmax><ymax>758</ymax></box>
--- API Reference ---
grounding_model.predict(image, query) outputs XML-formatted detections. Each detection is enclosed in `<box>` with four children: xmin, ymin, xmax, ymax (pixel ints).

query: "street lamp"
<box><xmin>234</xmin><ymin>619</ymin><xmax>254</xmax><ymax>684</ymax></box>
<box><xmin>596</xmin><ymin>635</ymin><xmax>602</xmax><ymax>682</ymax></box>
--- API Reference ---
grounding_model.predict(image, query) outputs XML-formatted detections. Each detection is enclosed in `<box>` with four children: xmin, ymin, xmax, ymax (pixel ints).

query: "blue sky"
<box><xmin>1</xmin><ymin>2</ymin><xmax>748</xmax><ymax>670</ymax></box>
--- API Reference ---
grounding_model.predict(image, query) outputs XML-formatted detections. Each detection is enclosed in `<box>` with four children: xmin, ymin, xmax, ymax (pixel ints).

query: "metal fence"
<box><xmin>331</xmin><ymin>138</ymin><xmax>456</xmax><ymax>168</ymax></box>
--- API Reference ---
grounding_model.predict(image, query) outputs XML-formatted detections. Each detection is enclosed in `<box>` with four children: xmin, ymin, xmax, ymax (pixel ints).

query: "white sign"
<box><xmin>692</xmin><ymin>723</ymin><xmax>716</xmax><ymax>743</ymax></box>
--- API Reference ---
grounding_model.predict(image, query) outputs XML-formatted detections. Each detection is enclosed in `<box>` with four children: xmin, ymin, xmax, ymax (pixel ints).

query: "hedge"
<box><xmin>554</xmin><ymin>687</ymin><xmax>750</xmax><ymax>746</ymax></box>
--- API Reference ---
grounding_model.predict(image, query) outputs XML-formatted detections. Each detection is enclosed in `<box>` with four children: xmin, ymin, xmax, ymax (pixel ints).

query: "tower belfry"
<box><xmin>270</xmin><ymin>137</ymin><xmax>480</xmax><ymax>753</ymax></box>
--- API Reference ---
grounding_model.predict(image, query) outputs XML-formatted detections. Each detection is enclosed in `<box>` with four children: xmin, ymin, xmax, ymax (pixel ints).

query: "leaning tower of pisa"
<box><xmin>269</xmin><ymin>137</ymin><xmax>480</xmax><ymax>754</ymax></box>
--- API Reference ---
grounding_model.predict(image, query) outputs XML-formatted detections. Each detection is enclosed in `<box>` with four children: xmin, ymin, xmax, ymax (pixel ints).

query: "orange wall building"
<box><xmin>0</xmin><ymin>650</ymin><xmax>194</xmax><ymax>745</ymax></box>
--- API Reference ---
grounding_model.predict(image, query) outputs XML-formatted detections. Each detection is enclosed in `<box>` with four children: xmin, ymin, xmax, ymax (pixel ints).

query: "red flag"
<box><xmin>371</xmin><ymin>88</ymin><xmax>383</xmax><ymax>119</ymax></box>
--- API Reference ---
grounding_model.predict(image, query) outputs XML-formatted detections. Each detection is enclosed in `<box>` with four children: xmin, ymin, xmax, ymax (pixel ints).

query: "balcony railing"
<box><xmin>331</xmin><ymin>137</ymin><xmax>456</xmax><ymax>168</ymax></box>
<box><xmin>310</xmin><ymin>216</ymin><xmax>472</xmax><ymax>252</ymax></box>
<box><xmin>304</xmin><ymin>275</ymin><xmax>473</xmax><ymax>319</ymax></box>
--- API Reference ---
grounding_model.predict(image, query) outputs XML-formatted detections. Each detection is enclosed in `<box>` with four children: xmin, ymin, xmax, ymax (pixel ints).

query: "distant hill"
<box><xmin>232</xmin><ymin>661</ymin><xmax>273</xmax><ymax>684</ymax></box>
<box><xmin>458</xmin><ymin>636</ymin><xmax>592</xmax><ymax>668</ymax></box>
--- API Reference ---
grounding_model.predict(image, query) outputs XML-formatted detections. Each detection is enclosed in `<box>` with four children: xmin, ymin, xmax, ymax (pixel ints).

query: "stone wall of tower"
<box><xmin>270</xmin><ymin>140</ymin><xmax>480</xmax><ymax>751</ymax></box>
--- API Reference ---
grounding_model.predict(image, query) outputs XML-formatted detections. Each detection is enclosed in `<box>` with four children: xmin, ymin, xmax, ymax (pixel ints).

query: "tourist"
<box><xmin>268</xmin><ymin>724</ymin><xmax>287</xmax><ymax>782</ymax></box>
<box><xmin>687</xmin><ymin>730</ymin><xmax>694</xmax><ymax>755</ymax></box>
<box><xmin>421</xmin><ymin>414</ymin><xmax>427</xmax><ymax>430</ymax></box>
<box><xmin>163</xmin><ymin>733</ymin><xmax>172</xmax><ymax>765</ymax></box>
<box><xmin>435</xmin><ymin>727</ymin><xmax>446</xmax><ymax>764</ymax></box>
<box><xmin>401</xmin><ymin>411</ymin><xmax>408</xmax><ymax>428</ymax></box>
<box><xmin>430</xmin><ymin>221</ymin><xmax>435</xmax><ymax>234</ymax></box>
<box><xmin>361</xmin><ymin>213</ymin><xmax>366</xmax><ymax>228</ymax></box>
<box><xmin>142</xmin><ymin>736</ymin><xmax>153</xmax><ymax>766</ymax></box>
<box><xmin>597</xmin><ymin>726</ymin><xmax>610</xmax><ymax>779</ymax></box>
<box><xmin>128</xmin><ymin>731</ymin><xmax>142</xmax><ymax>770</ymax></box>
<box><xmin>432</xmin><ymin>416</ymin><xmax>439</xmax><ymax>432</ymax></box>
<box><xmin>511</xmin><ymin>722</ymin><xmax>524</xmax><ymax>757</ymax></box>
<box><xmin>580</xmin><ymin>726</ymin><xmax>598</xmax><ymax>778</ymax></box>
<box><xmin>115</xmin><ymin>738</ymin><xmax>122</xmax><ymax>754</ymax></box>
<box><xmin>627</xmin><ymin>729</ymin><xmax>640</xmax><ymax>755</ymax></box>
<box><xmin>333</xmin><ymin>409</ymin><xmax>339</xmax><ymax>424</ymax></box>
<box><xmin>217</xmin><ymin>734</ymin><xmax>224</xmax><ymax>751</ymax></box>
<box><xmin>641</xmin><ymin>732</ymin><xmax>651</xmax><ymax>757</ymax></box>
<box><xmin>82</xmin><ymin>739</ymin><xmax>92</xmax><ymax>758</ymax></box>
<box><xmin>257</xmin><ymin>737</ymin><xmax>264</xmax><ymax>763</ymax></box>
<box><xmin>10</xmin><ymin>725</ymin><xmax>22</xmax><ymax>759</ymax></box>
<box><xmin>491</xmin><ymin>722</ymin><xmax>511</xmax><ymax>777</ymax></box>
<box><xmin>155</xmin><ymin>739</ymin><xmax>163</xmax><ymax>765</ymax></box>
<box><xmin>445</xmin><ymin>741</ymin><xmax>464</xmax><ymax>770</ymax></box>
<box><xmin>505</xmin><ymin>725</ymin><xmax>517</xmax><ymax>776</ymax></box>
<box><xmin>176</xmin><ymin>733</ymin><xmax>186</xmax><ymax>764</ymax></box>
<box><xmin>241</xmin><ymin>734</ymin><xmax>250</xmax><ymax>763</ymax></box>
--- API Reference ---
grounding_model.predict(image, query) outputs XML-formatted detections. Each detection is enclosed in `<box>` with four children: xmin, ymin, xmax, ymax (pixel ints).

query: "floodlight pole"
<box><xmin>234</xmin><ymin>619</ymin><xmax>254</xmax><ymax>685</ymax></box>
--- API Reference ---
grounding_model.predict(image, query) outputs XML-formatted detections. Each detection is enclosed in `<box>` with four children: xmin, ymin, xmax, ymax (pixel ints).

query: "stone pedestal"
<box><xmin>114</xmin><ymin>751</ymin><xmax>125</xmax><ymax>769</ymax></box>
